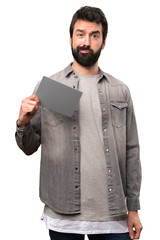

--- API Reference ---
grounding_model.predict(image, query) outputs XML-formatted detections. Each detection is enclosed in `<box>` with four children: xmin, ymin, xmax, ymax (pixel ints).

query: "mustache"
<box><xmin>77</xmin><ymin>46</ymin><xmax>94</xmax><ymax>53</ymax></box>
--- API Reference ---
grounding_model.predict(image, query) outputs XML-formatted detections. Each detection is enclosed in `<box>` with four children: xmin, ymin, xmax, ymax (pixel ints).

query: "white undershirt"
<box><xmin>41</xmin><ymin>214</ymin><xmax>128</xmax><ymax>234</ymax></box>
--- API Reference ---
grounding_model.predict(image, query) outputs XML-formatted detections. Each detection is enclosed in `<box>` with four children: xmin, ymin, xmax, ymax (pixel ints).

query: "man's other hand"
<box><xmin>127</xmin><ymin>211</ymin><xmax>143</xmax><ymax>239</ymax></box>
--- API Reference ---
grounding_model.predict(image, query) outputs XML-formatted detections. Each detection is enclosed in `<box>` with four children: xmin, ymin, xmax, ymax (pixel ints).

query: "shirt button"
<box><xmin>108</xmin><ymin>169</ymin><xmax>111</xmax><ymax>173</ymax></box>
<box><xmin>102</xmin><ymin>108</ymin><xmax>106</xmax><ymax>111</ymax></box>
<box><xmin>106</xmin><ymin>148</ymin><xmax>109</xmax><ymax>152</ymax></box>
<box><xmin>104</xmin><ymin>129</ymin><xmax>107</xmax><ymax>132</ymax></box>
<box><xmin>98</xmin><ymin>89</ymin><xmax>102</xmax><ymax>93</ymax></box>
<box><xmin>109</xmin><ymin>188</ymin><xmax>112</xmax><ymax>192</ymax></box>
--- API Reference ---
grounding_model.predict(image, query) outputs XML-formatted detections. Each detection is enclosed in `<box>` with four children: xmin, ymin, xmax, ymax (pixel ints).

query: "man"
<box><xmin>16</xmin><ymin>6</ymin><xmax>142</xmax><ymax>240</ymax></box>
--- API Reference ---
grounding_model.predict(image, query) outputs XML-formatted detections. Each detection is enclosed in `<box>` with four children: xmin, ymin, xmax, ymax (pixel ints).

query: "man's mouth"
<box><xmin>80</xmin><ymin>49</ymin><xmax>91</xmax><ymax>54</ymax></box>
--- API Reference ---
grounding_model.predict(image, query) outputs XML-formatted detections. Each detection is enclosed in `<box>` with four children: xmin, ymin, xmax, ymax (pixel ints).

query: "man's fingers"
<box><xmin>128</xmin><ymin>224</ymin><xmax>143</xmax><ymax>239</ymax></box>
<box><xmin>21</xmin><ymin>102</ymin><xmax>35</xmax><ymax>113</ymax></box>
<box><xmin>26</xmin><ymin>94</ymin><xmax>40</xmax><ymax>104</ymax></box>
<box><xmin>134</xmin><ymin>231</ymin><xmax>140</xmax><ymax>239</ymax></box>
<box><xmin>18</xmin><ymin>95</ymin><xmax>40</xmax><ymax>127</ymax></box>
<box><xmin>134</xmin><ymin>224</ymin><xmax>143</xmax><ymax>239</ymax></box>
<box><xmin>128</xmin><ymin>226</ymin><xmax>134</xmax><ymax>240</ymax></box>
<box><xmin>21</xmin><ymin>95</ymin><xmax>40</xmax><ymax>113</ymax></box>
<box><xmin>19</xmin><ymin>95</ymin><xmax>40</xmax><ymax>124</ymax></box>
<box><xmin>22</xmin><ymin>99</ymin><xmax>38</xmax><ymax>108</ymax></box>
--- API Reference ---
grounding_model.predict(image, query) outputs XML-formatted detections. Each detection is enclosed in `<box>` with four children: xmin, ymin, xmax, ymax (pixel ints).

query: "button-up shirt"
<box><xmin>15</xmin><ymin>63</ymin><xmax>141</xmax><ymax>217</ymax></box>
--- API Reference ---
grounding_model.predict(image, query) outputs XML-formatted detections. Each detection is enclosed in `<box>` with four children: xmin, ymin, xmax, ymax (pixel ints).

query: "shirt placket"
<box><xmin>72</xmin><ymin>73</ymin><xmax>81</xmax><ymax>212</ymax></box>
<box><xmin>98</xmin><ymin>80</ymin><xmax>114</xmax><ymax>214</ymax></box>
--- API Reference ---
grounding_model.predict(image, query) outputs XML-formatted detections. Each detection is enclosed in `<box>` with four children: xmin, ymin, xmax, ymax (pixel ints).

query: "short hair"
<box><xmin>70</xmin><ymin>6</ymin><xmax>108</xmax><ymax>43</ymax></box>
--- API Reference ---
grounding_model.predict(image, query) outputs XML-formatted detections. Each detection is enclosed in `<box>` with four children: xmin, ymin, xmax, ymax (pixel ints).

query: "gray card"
<box><xmin>36</xmin><ymin>76</ymin><xmax>82</xmax><ymax>117</ymax></box>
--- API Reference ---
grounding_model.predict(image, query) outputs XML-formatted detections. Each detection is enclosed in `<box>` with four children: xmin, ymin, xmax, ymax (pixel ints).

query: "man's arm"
<box><xmin>15</xmin><ymin>94</ymin><xmax>41</xmax><ymax>155</ymax></box>
<box><xmin>126</xmin><ymin>92</ymin><xmax>141</xmax><ymax>210</ymax></box>
<box><xmin>125</xmin><ymin>88</ymin><xmax>142</xmax><ymax>239</ymax></box>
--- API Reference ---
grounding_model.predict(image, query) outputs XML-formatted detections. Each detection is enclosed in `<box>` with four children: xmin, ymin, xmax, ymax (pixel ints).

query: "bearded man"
<box><xmin>16</xmin><ymin>6</ymin><xmax>142</xmax><ymax>240</ymax></box>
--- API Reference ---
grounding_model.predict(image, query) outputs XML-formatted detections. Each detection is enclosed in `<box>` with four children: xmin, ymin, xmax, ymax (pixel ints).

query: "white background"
<box><xmin>0</xmin><ymin>0</ymin><xmax>160</xmax><ymax>239</ymax></box>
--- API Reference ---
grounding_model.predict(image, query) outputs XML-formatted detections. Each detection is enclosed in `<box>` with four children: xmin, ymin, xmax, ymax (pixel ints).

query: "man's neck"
<box><xmin>72</xmin><ymin>60</ymin><xmax>99</xmax><ymax>75</ymax></box>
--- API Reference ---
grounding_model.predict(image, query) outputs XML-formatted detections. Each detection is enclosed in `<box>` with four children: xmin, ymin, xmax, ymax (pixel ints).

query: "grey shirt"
<box><xmin>15</xmin><ymin>64</ymin><xmax>141</xmax><ymax>216</ymax></box>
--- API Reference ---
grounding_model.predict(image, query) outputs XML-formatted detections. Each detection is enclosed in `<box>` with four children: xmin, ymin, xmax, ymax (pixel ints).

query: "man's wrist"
<box><xmin>128</xmin><ymin>210</ymin><xmax>138</xmax><ymax>215</ymax></box>
<box><xmin>17</xmin><ymin>119</ymin><xmax>27</xmax><ymax>128</ymax></box>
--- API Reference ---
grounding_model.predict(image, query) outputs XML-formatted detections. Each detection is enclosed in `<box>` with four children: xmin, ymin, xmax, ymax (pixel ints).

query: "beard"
<box><xmin>71</xmin><ymin>44</ymin><xmax>103</xmax><ymax>67</ymax></box>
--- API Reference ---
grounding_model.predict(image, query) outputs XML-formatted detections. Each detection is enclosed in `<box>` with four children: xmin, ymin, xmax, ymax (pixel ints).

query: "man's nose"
<box><xmin>83</xmin><ymin>35</ymin><xmax>91</xmax><ymax>47</ymax></box>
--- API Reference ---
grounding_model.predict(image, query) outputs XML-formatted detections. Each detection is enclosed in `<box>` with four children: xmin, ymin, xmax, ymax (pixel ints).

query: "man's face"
<box><xmin>70</xmin><ymin>20</ymin><xmax>106</xmax><ymax>67</ymax></box>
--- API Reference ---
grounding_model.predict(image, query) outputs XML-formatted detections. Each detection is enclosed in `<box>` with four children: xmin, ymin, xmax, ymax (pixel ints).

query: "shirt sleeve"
<box><xmin>125</xmin><ymin>88</ymin><xmax>142</xmax><ymax>211</ymax></box>
<box><xmin>15</xmin><ymin>107</ymin><xmax>41</xmax><ymax>155</ymax></box>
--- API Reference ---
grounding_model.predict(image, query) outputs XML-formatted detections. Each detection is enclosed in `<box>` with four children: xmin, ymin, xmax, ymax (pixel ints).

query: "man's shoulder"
<box><xmin>104</xmin><ymin>72</ymin><xmax>128</xmax><ymax>88</ymax></box>
<box><xmin>49</xmin><ymin>64</ymin><xmax>72</xmax><ymax>82</ymax></box>
<box><xmin>49</xmin><ymin>69</ymin><xmax>66</xmax><ymax>81</ymax></box>
<box><xmin>102</xmin><ymin>71</ymin><xmax>131</xmax><ymax>101</ymax></box>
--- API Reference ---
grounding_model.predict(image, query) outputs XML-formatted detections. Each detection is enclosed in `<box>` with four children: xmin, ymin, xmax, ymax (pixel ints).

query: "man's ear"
<box><xmin>69</xmin><ymin>37</ymin><xmax>72</xmax><ymax>46</ymax></box>
<box><xmin>102</xmin><ymin>39</ymin><xmax>106</xmax><ymax>50</ymax></box>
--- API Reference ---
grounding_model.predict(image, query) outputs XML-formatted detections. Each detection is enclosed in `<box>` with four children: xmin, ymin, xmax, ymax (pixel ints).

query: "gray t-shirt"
<box><xmin>44</xmin><ymin>73</ymin><xmax>126</xmax><ymax>221</ymax></box>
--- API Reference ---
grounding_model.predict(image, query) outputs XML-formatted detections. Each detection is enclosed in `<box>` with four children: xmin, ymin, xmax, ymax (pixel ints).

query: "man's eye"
<box><xmin>92</xmin><ymin>34</ymin><xmax>99</xmax><ymax>39</ymax></box>
<box><xmin>77</xmin><ymin>33</ymin><xmax>83</xmax><ymax>37</ymax></box>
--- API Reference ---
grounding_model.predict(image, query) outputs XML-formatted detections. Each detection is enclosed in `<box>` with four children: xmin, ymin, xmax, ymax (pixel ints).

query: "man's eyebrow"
<box><xmin>76</xmin><ymin>30</ymin><xmax>101</xmax><ymax>34</ymax></box>
<box><xmin>76</xmin><ymin>29</ymin><xmax>85</xmax><ymax>33</ymax></box>
<box><xmin>91</xmin><ymin>31</ymin><xmax>101</xmax><ymax>35</ymax></box>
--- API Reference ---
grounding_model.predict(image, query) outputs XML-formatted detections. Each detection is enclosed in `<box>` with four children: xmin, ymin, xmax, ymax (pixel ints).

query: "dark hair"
<box><xmin>70</xmin><ymin>6</ymin><xmax>108</xmax><ymax>43</ymax></box>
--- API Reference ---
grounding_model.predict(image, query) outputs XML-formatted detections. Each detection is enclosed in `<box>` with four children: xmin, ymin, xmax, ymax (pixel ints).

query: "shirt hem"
<box><xmin>41</xmin><ymin>213</ymin><xmax>129</xmax><ymax>235</ymax></box>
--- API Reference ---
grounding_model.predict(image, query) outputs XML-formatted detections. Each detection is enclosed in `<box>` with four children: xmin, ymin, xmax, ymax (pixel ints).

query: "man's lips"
<box><xmin>80</xmin><ymin>49</ymin><xmax>91</xmax><ymax>54</ymax></box>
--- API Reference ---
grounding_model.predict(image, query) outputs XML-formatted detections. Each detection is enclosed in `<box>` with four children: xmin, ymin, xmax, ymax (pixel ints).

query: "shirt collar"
<box><xmin>64</xmin><ymin>63</ymin><xmax>74</xmax><ymax>77</ymax></box>
<box><xmin>64</xmin><ymin>63</ymin><xmax>108</xmax><ymax>82</ymax></box>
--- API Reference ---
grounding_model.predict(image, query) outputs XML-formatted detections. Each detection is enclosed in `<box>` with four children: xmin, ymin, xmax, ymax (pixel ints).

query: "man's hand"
<box><xmin>17</xmin><ymin>94</ymin><xmax>40</xmax><ymax>127</ymax></box>
<box><xmin>127</xmin><ymin>211</ymin><xmax>143</xmax><ymax>239</ymax></box>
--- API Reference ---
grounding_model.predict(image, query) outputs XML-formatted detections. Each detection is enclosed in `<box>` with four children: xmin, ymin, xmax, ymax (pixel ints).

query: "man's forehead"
<box><xmin>73</xmin><ymin>20</ymin><xmax>102</xmax><ymax>32</ymax></box>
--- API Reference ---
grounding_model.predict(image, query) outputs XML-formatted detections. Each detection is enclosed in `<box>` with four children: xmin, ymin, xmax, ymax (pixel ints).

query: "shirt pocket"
<box><xmin>110</xmin><ymin>101</ymin><xmax>128</xmax><ymax>128</ymax></box>
<box><xmin>42</xmin><ymin>107</ymin><xmax>64</xmax><ymax>127</ymax></box>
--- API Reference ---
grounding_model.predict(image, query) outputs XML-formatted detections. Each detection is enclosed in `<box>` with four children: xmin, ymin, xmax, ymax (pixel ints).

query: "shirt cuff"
<box><xmin>16</xmin><ymin>121</ymin><xmax>32</xmax><ymax>135</ymax></box>
<box><xmin>127</xmin><ymin>197</ymin><xmax>140</xmax><ymax>211</ymax></box>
